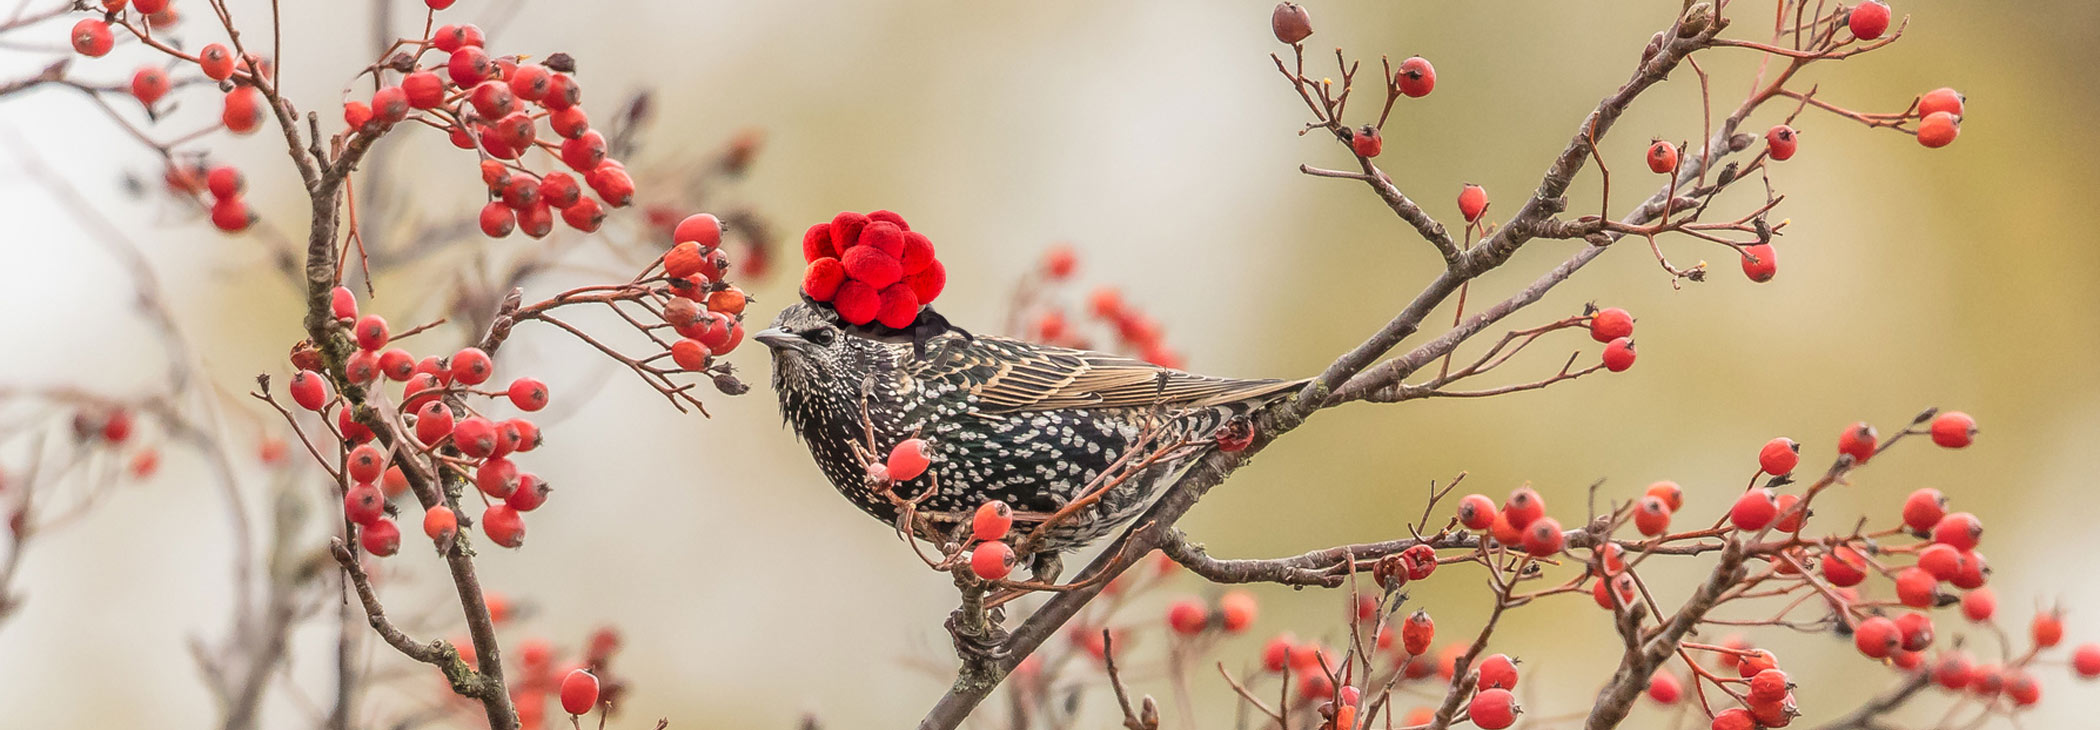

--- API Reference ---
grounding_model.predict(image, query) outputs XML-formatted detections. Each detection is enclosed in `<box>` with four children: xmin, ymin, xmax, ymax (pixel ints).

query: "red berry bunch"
<box><xmin>202</xmin><ymin>165</ymin><xmax>254</xmax><ymax>233</ymax></box>
<box><xmin>287</xmin><ymin>289</ymin><xmax>554</xmax><ymax>553</ymax></box>
<box><xmin>1165</xmin><ymin>590</ymin><xmax>1259</xmax><ymax>636</ymax></box>
<box><xmin>799</xmin><ymin>210</ymin><xmax>946</xmax><ymax>329</ymax></box>
<box><xmin>656</xmin><ymin>213</ymin><xmax>748</xmax><ymax>373</ymax></box>
<box><xmin>1086</xmin><ymin>287</ymin><xmax>1181</xmax><ymax>368</ymax></box>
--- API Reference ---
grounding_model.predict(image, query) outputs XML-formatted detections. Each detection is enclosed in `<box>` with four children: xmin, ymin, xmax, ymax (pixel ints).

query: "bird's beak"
<box><xmin>753</xmin><ymin>327</ymin><xmax>811</xmax><ymax>353</ymax></box>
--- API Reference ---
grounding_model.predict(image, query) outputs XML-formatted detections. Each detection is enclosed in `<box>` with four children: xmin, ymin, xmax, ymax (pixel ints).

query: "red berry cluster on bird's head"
<box><xmin>800</xmin><ymin>210</ymin><xmax>946</xmax><ymax>330</ymax></box>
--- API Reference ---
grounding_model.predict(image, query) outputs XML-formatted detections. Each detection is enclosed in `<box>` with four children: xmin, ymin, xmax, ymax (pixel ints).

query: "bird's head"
<box><xmin>755</xmin><ymin>301</ymin><xmax>882</xmax><ymax>403</ymax></box>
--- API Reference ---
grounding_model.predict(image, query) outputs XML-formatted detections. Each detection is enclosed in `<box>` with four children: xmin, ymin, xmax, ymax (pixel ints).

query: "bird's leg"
<box><xmin>945</xmin><ymin>578</ymin><xmax>1011</xmax><ymax>670</ymax></box>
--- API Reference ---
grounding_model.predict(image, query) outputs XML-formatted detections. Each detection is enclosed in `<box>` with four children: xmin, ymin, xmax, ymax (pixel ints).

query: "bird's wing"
<box><xmin>917</xmin><ymin>336</ymin><xmax>1307</xmax><ymax>414</ymax></box>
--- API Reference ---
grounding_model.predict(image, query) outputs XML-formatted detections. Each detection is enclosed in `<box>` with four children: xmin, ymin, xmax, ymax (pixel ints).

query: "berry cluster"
<box><xmin>440</xmin><ymin>604</ymin><xmax>630</xmax><ymax>730</ymax></box>
<box><xmin>799</xmin><ymin>211</ymin><xmax>947</xmax><ymax>329</ymax></box>
<box><xmin>289</xmin><ymin>287</ymin><xmax>553</xmax><ymax>554</ymax></box>
<box><xmin>658</xmin><ymin>213</ymin><xmax>750</xmax><ymax>372</ymax></box>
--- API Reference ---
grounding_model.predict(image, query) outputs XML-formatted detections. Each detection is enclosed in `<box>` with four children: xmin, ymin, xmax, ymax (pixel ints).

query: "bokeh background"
<box><xmin>3</xmin><ymin>0</ymin><xmax>2097</xmax><ymax>727</ymax></box>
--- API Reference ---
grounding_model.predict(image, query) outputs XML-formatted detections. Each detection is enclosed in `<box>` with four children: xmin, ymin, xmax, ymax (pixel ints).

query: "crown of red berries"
<box><xmin>800</xmin><ymin>210</ymin><xmax>946</xmax><ymax>329</ymax></box>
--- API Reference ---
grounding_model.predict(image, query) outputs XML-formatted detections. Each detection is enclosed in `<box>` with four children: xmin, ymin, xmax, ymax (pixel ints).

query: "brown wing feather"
<box><xmin>928</xmin><ymin>335</ymin><xmax>1306</xmax><ymax>414</ymax></box>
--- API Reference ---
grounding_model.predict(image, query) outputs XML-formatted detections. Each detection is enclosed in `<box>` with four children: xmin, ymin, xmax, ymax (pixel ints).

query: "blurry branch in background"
<box><xmin>915</xmin><ymin>4</ymin><xmax>2012</xmax><ymax>730</ymax></box>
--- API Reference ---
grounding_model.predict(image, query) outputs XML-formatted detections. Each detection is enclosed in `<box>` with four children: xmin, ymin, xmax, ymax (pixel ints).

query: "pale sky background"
<box><xmin>1</xmin><ymin>1</ymin><xmax>2097</xmax><ymax>728</ymax></box>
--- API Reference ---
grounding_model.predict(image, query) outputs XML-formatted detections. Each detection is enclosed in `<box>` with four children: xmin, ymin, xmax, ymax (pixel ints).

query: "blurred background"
<box><xmin>2</xmin><ymin>0</ymin><xmax>2097</xmax><ymax>727</ymax></box>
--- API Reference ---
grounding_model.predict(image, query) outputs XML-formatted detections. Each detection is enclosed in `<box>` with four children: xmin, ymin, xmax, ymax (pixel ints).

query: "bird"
<box><xmin>756</xmin><ymin>300</ymin><xmax>1306</xmax><ymax>578</ymax></box>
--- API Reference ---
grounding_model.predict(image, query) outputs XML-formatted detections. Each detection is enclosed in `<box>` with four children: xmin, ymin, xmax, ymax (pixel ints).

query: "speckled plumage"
<box><xmin>759</xmin><ymin>302</ymin><xmax>1304</xmax><ymax>556</ymax></box>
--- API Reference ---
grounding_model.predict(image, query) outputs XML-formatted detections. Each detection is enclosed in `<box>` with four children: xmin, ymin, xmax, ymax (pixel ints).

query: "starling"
<box><xmin>757</xmin><ymin>302</ymin><xmax>1304</xmax><ymax>566</ymax></box>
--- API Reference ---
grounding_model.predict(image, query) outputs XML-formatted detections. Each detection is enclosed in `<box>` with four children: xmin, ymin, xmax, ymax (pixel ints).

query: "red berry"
<box><xmin>887</xmin><ymin>438</ymin><xmax>932</xmax><ymax>481</ymax></box>
<box><xmin>1849</xmin><ymin>0</ymin><xmax>1891</xmax><ymax>41</ymax></box>
<box><xmin>344</xmin><ymin>482</ymin><xmax>386</xmax><ymax>526</ymax></box>
<box><xmin>561</xmin><ymin>198</ymin><xmax>605</xmax><ymax>232</ymax></box>
<box><xmin>199</xmin><ymin>43</ymin><xmax>235</xmax><ymax>81</ymax></box>
<box><xmin>675</xmin><ymin>213</ymin><xmax>724</xmax><ymax>248</ymax></box>
<box><xmin>1219</xmin><ymin>591</ymin><xmax>1257</xmax><ymax>633</ymax></box>
<box><xmin>354</xmin><ymin>314</ymin><xmax>390</xmax><ymax>351</ymax></box>
<box><xmin>2033</xmin><ymin>611</ymin><xmax>2065</xmax><ymax>649</ymax></box>
<box><xmin>972</xmin><ymin>500</ymin><xmax>1012</xmax><ymax>541</ymax></box>
<box><xmin>372</xmin><ymin>86</ymin><xmax>409</xmax><ymax>124</ymax></box>
<box><xmin>587</xmin><ymin>163</ymin><xmax>634</xmax><ymax>207</ymax></box>
<box><xmin>2072</xmin><ymin>643</ymin><xmax>2100</xmax><ymax>678</ymax></box>
<box><xmin>1917</xmin><ymin>543</ymin><xmax>1964</xmax><ymax>581</ymax></box>
<box><xmin>1521</xmin><ymin>517</ymin><xmax>1563</xmax><ymax>557</ymax></box>
<box><xmin>1642</xmin><ymin>481</ymin><xmax>1682</xmax><ymax>511</ymax></box>
<box><xmin>414</xmin><ymin>401</ymin><xmax>455</xmax><ymax>446</ymax></box>
<box><xmin>1895</xmin><ymin>567</ymin><xmax>1938</xmax><ymax>608</ymax></box>
<box><xmin>1467</xmin><ymin>688</ymin><xmax>1518</xmax><ymax>730</ymax></box>
<box><xmin>1934</xmin><ymin>652</ymin><xmax>1974</xmax><ymax>690</ymax></box>
<box><xmin>423</xmin><ymin>506</ymin><xmax>458</xmax><ymax>544</ymax></box>
<box><xmin>1901</xmin><ymin>488</ymin><xmax>1945</xmax><ymax>533</ymax></box>
<box><xmin>1773</xmin><ymin>493</ymin><xmax>1806</xmax><ymax>532</ymax></box>
<box><xmin>560</xmin><ymin>669</ymin><xmax>600</xmax><ymax>716</ymax></box>
<box><xmin>1477</xmin><ymin>653</ymin><xmax>1519</xmax><ymax>689</ymax></box>
<box><xmin>447</xmin><ymin>46</ymin><xmax>493</xmax><ymax>87</ymax></box>
<box><xmin>1961</xmin><ymin>587</ymin><xmax>1996</xmax><ymax>622</ymax></box>
<box><xmin>452</xmin><ymin>416</ymin><xmax>498</xmax><ymax>458</ymax></box>
<box><xmin>1917</xmin><ymin>88</ymin><xmax>1964</xmax><ymax>119</ymax></box>
<box><xmin>1457</xmin><ymin>183</ymin><xmax>1488</xmax><ymax>222</ymax></box>
<box><xmin>478</xmin><ymin>201</ymin><xmax>517</xmax><ymax>238</ymax></box>
<box><xmin>1270</xmin><ymin>2</ymin><xmax>1313</xmax><ymax>44</ymax></box>
<box><xmin>70</xmin><ymin>19</ymin><xmax>113</xmax><ymax>57</ymax></box>
<box><xmin>549</xmin><ymin>106</ymin><xmax>589</xmax><ymax>139</ymax></box>
<box><xmin>970</xmin><ymin>540</ymin><xmax>1015</xmax><ymax>581</ymax></box>
<box><xmin>2006</xmin><ymin>671</ymin><xmax>2041</xmax><ymax>706</ymax></box>
<box><xmin>1748</xmin><ymin>668</ymin><xmax>1791</xmax><ymax>704</ymax></box>
<box><xmin>1836</xmin><ymin>421</ymin><xmax>1878</xmax><ymax>464</ymax></box>
<box><xmin>1854</xmin><ymin>616</ymin><xmax>1899</xmax><ymax>658</ymax></box>
<box><xmin>508</xmin><ymin>63</ymin><xmax>551</xmax><ymax>101</ymax></box>
<box><xmin>475</xmin><ymin>456</ymin><xmax>518</xmax><ymax>498</ymax></box>
<box><xmin>1646</xmin><ymin>140</ymin><xmax>1679</xmax><ymax>174</ymax></box>
<box><xmin>482</xmin><ymin>504</ymin><xmax>525</xmax><ymax>547</ymax></box>
<box><xmin>450</xmin><ymin>347</ymin><xmax>493</xmax><ymax>385</ymax></box>
<box><xmin>1931</xmin><ymin>512</ymin><xmax>1982</xmax><ymax>551</ymax></box>
<box><xmin>1167</xmin><ymin>599</ymin><xmax>1208</xmax><ymax>635</ymax></box>
<box><xmin>1729</xmin><ymin>488</ymin><xmax>1779</xmax><ymax>531</ymax></box>
<box><xmin>1647</xmin><ymin>671</ymin><xmax>1681</xmax><ymax>704</ymax></box>
<box><xmin>664</xmin><ymin>240</ymin><xmax>707</xmax><ymax>279</ymax></box>
<box><xmin>1395</xmin><ymin>56</ymin><xmax>1436</xmax><ymax>98</ymax></box>
<box><xmin>669</xmin><ymin>339</ymin><xmax>711</xmax><ymax>371</ymax></box>
<box><xmin>1916</xmin><ymin>112</ymin><xmax>1960</xmax><ymax>149</ymax></box>
<box><xmin>1457</xmin><ymin>493</ymin><xmax>1497</xmax><ymax>530</ymax></box>
<box><xmin>1502</xmin><ymin>487</ymin><xmax>1544</xmax><ymax>529</ymax></box>
<box><xmin>1740</xmin><ymin>243</ymin><xmax>1778</xmax><ymax>283</ymax></box>
<box><xmin>1402</xmin><ymin>610</ymin><xmax>1434</xmax><ymax>655</ymax></box>
<box><xmin>1634</xmin><ymin>495</ymin><xmax>1673</xmax><ymax>536</ymax></box>
<box><xmin>402</xmin><ymin>70</ymin><xmax>445</xmax><ymax>109</ymax></box>
<box><xmin>1952</xmin><ymin>550</ymin><xmax>1988</xmax><ymax>590</ymax></box>
<box><xmin>1929</xmin><ymin>411</ymin><xmax>1975</xmax><ymax>448</ymax></box>
<box><xmin>1262</xmin><ymin>635</ymin><xmax>1296</xmax><ymax>673</ymax></box>
<box><xmin>507</xmin><ymin>377</ymin><xmax>549</xmax><ymax>411</ymax></box>
<box><xmin>1401</xmin><ymin>543</ymin><xmax>1438</xmax><ymax>580</ymax></box>
<box><xmin>1766</xmin><ymin>124</ymin><xmax>1799</xmax><ymax>161</ymax></box>
<box><xmin>1756</xmin><ymin>437</ymin><xmax>1799</xmax><ymax>475</ymax></box>
<box><xmin>289</xmin><ymin>370</ymin><xmax>329</xmax><ymax>411</ymax></box>
<box><xmin>209</xmin><ymin>196</ymin><xmax>255</xmax><ymax>233</ymax></box>
<box><xmin>1711</xmin><ymin>708</ymin><xmax>1756</xmax><ymax>730</ymax></box>
<box><xmin>1896</xmin><ymin>611</ymin><xmax>1936</xmax><ymax>652</ymax></box>
<box><xmin>1042</xmin><ymin>245</ymin><xmax>1077</xmax><ymax>279</ymax></box>
<box><xmin>1821</xmin><ymin>546</ymin><xmax>1867</xmax><ymax>587</ymax></box>
<box><xmin>222</xmin><ymin>86</ymin><xmax>263</xmax><ymax>134</ymax></box>
<box><xmin>130</xmin><ymin>66</ymin><xmax>172</xmax><ymax>106</ymax></box>
<box><xmin>359</xmin><ymin>518</ymin><xmax>402</xmax><ymax>557</ymax></box>
<box><xmin>1588</xmin><ymin>307</ymin><xmax>1634</xmax><ymax>343</ymax></box>
<box><xmin>1736</xmin><ymin>649</ymin><xmax>1777</xmax><ymax>677</ymax></box>
<box><xmin>1351</xmin><ymin>125</ymin><xmax>1382</xmax><ymax>158</ymax></box>
<box><xmin>561</xmin><ymin>130</ymin><xmax>608</xmax><ymax>172</ymax></box>
<box><xmin>1601</xmin><ymin>337</ymin><xmax>1636</xmax><ymax>372</ymax></box>
<box><xmin>500</xmin><ymin>472</ymin><xmax>546</xmax><ymax>511</ymax></box>
<box><xmin>346</xmin><ymin>444</ymin><xmax>387</xmax><ymax>483</ymax></box>
<box><xmin>541</xmin><ymin>72</ymin><xmax>580</xmax><ymax>110</ymax></box>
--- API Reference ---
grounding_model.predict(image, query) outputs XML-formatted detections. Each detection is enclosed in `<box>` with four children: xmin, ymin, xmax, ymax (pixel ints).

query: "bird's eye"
<box><xmin>804</xmin><ymin>327</ymin><xmax>836</xmax><ymax>346</ymax></box>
